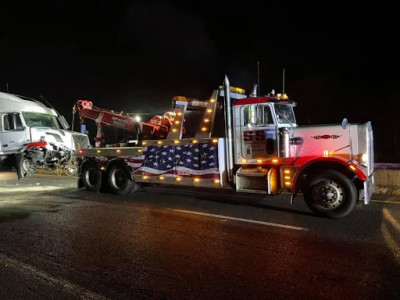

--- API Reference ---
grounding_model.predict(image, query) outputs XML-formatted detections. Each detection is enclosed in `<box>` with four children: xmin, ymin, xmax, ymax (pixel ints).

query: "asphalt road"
<box><xmin>0</xmin><ymin>172</ymin><xmax>399</xmax><ymax>299</ymax></box>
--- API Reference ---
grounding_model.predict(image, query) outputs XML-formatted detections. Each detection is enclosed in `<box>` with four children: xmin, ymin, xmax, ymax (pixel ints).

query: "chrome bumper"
<box><xmin>364</xmin><ymin>173</ymin><xmax>375</xmax><ymax>204</ymax></box>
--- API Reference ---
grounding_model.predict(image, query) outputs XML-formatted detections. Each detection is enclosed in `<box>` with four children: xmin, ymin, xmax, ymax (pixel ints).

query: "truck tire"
<box><xmin>107</xmin><ymin>165</ymin><xmax>141</xmax><ymax>195</ymax></box>
<box><xmin>16</xmin><ymin>154</ymin><xmax>35</xmax><ymax>179</ymax></box>
<box><xmin>303</xmin><ymin>170</ymin><xmax>357</xmax><ymax>219</ymax></box>
<box><xmin>82</xmin><ymin>164</ymin><xmax>102</xmax><ymax>192</ymax></box>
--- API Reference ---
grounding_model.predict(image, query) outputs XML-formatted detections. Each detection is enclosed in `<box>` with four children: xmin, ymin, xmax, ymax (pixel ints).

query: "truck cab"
<box><xmin>0</xmin><ymin>91</ymin><xmax>90</xmax><ymax>176</ymax></box>
<box><xmin>233</xmin><ymin>96</ymin><xmax>297</xmax><ymax>164</ymax></box>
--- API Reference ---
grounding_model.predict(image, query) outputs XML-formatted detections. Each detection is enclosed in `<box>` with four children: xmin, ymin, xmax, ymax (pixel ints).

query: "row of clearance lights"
<box><xmin>200</xmin><ymin>99</ymin><xmax>215</xmax><ymax>132</ymax></box>
<box><xmin>94</xmin><ymin>149</ymin><xmax>143</xmax><ymax>154</ymax></box>
<box><xmin>283</xmin><ymin>169</ymin><xmax>292</xmax><ymax>187</ymax></box>
<box><xmin>142</xmin><ymin>139</ymin><xmax>219</xmax><ymax>146</ymax></box>
<box><xmin>241</xmin><ymin>158</ymin><xmax>279</xmax><ymax>164</ymax></box>
<box><xmin>171</xmin><ymin>111</ymin><xmax>183</xmax><ymax>133</ymax></box>
<box><xmin>141</xmin><ymin>175</ymin><xmax>220</xmax><ymax>184</ymax></box>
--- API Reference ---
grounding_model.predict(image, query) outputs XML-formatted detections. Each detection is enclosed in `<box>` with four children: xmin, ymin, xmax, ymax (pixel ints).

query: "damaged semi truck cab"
<box><xmin>0</xmin><ymin>91</ymin><xmax>90</xmax><ymax>178</ymax></box>
<box><xmin>77</xmin><ymin>76</ymin><xmax>374</xmax><ymax>219</ymax></box>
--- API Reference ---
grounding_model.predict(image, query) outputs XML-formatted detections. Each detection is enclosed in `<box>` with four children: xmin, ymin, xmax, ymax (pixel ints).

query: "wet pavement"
<box><xmin>0</xmin><ymin>172</ymin><xmax>399</xmax><ymax>299</ymax></box>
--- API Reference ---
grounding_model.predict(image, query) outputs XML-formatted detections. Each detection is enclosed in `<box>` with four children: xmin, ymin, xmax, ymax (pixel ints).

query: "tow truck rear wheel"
<box><xmin>16</xmin><ymin>154</ymin><xmax>35</xmax><ymax>179</ymax></box>
<box><xmin>303</xmin><ymin>170</ymin><xmax>357</xmax><ymax>219</ymax></box>
<box><xmin>107</xmin><ymin>165</ymin><xmax>141</xmax><ymax>195</ymax></box>
<box><xmin>82</xmin><ymin>164</ymin><xmax>102</xmax><ymax>192</ymax></box>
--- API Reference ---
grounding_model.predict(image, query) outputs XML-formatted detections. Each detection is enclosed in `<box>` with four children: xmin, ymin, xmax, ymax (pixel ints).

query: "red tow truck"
<box><xmin>75</xmin><ymin>76</ymin><xmax>375</xmax><ymax>219</ymax></box>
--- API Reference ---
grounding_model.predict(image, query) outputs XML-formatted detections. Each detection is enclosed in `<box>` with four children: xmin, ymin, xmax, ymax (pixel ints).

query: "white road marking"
<box><xmin>171</xmin><ymin>209</ymin><xmax>308</xmax><ymax>231</ymax></box>
<box><xmin>0</xmin><ymin>253</ymin><xmax>107</xmax><ymax>299</ymax></box>
<box><xmin>371</xmin><ymin>199</ymin><xmax>400</xmax><ymax>204</ymax></box>
<box><xmin>0</xmin><ymin>186</ymin><xmax>65</xmax><ymax>193</ymax></box>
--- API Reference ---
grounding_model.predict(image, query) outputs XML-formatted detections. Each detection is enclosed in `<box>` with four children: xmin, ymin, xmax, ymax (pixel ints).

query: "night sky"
<box><xmin>0</xmin><ymin>1</ymin><xmax>399</xmax><ymax>162</ymax></box>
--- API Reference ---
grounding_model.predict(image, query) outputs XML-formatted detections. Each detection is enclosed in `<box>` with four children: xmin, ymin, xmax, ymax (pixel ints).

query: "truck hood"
<box><xmin>30</xmin><ymin>127</ymin><xmax>90</xmax><ymax>151</ymax></box>
<box><xmin>290</xmin><ymin>122</ymin><xmax>374</xmax><ymax>177</ymax></box>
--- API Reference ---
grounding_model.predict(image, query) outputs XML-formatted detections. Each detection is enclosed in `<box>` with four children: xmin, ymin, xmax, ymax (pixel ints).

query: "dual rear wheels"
<box><xmin>81</xmin><ymin>164</ymin><xmax>141</xmax><ymax>195</ymax></box>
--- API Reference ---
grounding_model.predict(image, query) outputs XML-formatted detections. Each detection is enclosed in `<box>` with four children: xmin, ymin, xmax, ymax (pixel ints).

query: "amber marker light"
<box><xmin>174</xmin><ymin>120</ymin><xmax>180</xmax><ymax>124</ymax></box>
<box><xmin>349</xmin><ymin>164</ymin><xmax>357</xmax><ymax>171</ymax></box>
<box><xmin>138</xmin><ymin>149</ymin><xmax>142</xmax><ymax>153</ymax></box>
<box><xmin>193</xmin><ymin>178</ymin><xmax>200</xmax><ymax>183</ymax></box>
<box><xmin>175</xmin><ymin>177</ymin><xmax>182</xmax><ymax>182</ymax></box>
<box><xmin>210</xmin><ymin>98</ymin><xmax>215</xmax><ymax>103</ymax></box>
<box><xmin>142</xmin><ymin>141</ymin><xmax>147</xmax><ymax>145</ymax></box>
<box><xmin>100</xmin><ymin>166</ymin><xmax>106</xmax><ymax>171</ymax></box>
<box><xmin>157</xmin><ymin>141</ymin><xmax>163</xmax><ymax>145</ymax></box>
<box><xmin>204</xmin><ymin>118</ymin><xmax>210</xmax><ymax>123</ymax></box>
<box><xmin>192</xmin><ymin>139</ymin><xmax>198</xmax><ymax>144</ymax></box>
<box><xmin>212</xmin><ymin>139</ymin><xmax>218</xmax><ymax>143</ymax></box>
<box><xmin>96</xmin><ymin>150</ymin><xmax>101</xmax><ymax>154</ymax></box>
<box><xmin>214</xmin><ymin>179</ymin><xmax>220</xmax><ymax>184</ymax></box>
<box><xmin>174</xmin><ymin>140</ymin><xmax>180</xmax><ymax>144</ymax></box>
<box><xmin>143</xmin><ymin>175</ymin><xmax>148</xmax><ymax>179</ymax></box>
<box><xmin>256</xmin><ymin>159</ymin><xmax>263</xmax><ymax>164</ymax></box>
<box><xmin>201</xmin><ymin>127</ymin><xmax>208</xmax><ymax>132</ymax></box>
<box><xmin>241</xmin><ymin>158</ymin><xmax>247</xmax><ymax>163</ymax></box>
<box><xmin>159</xmin><ymin>176</ymin><xmax>165</xmax><ymax>180</ymax></box>
<box><xmin>272</xmin><ymin>158</ymin><xmax>279</xmax><ymax>163</ymax></box>
<box><xmin>284</xmin><ymin>169</ymin><xmax>291</xmax><ymax>174</ymax></box>
<box><xmin>172</xmin><ymin>128</ymin><xmax>178</xmax><ymax>132</ymax></box>
<box><xmin>115</xmin><ymin>149</ymin><xmax>121</xmax><ymax>154</ymax></box>
<box><xmin>207</xmin><ymin>108</ymin><xmax>213</xmax><ymax>113</ymax></box>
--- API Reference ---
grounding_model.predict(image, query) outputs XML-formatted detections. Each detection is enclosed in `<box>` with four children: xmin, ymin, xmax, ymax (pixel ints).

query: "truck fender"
<box><xmin>290</xmin><ymin>157</ymin><xmax>356</xmax><ymax>195</ymax></box>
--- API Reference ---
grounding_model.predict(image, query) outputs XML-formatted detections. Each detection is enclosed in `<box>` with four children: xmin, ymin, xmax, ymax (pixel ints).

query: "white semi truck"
<box><xmin>0</xmin><ymin>91</ymin><xmax>90</xmax><ymax>178</ymax></box>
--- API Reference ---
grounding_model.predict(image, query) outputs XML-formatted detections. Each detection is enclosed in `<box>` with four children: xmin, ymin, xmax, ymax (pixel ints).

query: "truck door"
<box><xmin>240</xmin><ymin>104</ymin><xmax>276</xmax><ymax>159</ymax></box>
<box><xmin>0</xmin><ymin>113</ymin><xmax>29</xmax><ymax>154</ymax></box>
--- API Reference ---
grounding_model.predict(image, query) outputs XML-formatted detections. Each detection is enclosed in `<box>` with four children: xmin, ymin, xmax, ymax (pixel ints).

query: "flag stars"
<box><xmin>141</xmin><ymin>143</ymin><xmax>218</xmax><ymax>172</ymax></box>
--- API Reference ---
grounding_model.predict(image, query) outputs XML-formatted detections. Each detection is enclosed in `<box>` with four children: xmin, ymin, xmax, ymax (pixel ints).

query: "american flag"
<box><xmin>124</xmin><ymin>142</ymin><xmax>220</xmax><ymax>179</ymax></box>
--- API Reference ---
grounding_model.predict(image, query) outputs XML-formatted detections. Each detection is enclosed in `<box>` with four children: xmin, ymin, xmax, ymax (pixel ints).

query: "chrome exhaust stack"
<box><xmin>224</xmin><ymin>75</ymin><xmax>234</xmax><ymax>183</ymax></box>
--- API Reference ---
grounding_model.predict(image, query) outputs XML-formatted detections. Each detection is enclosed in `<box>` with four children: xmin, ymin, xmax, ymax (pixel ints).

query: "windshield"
<box><xmin>22</xmin><ymin>112</ymin><xmax>62</xmax><ymax>129</ymax></box>
<box><xmin>274</xmin><ymin>104</ymin><xmax>296</xmax><ymax>125</ymax></box>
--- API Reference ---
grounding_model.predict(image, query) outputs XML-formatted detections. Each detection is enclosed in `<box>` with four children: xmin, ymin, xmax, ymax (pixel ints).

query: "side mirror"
<box><xmin>58</xmin><ymin>115</ymin><xmax>70</xmax><ymax>130</ymax></box>
<box><xmin>341</xmin><ymin>118</ymin><xmax>349</xmax><ymax>129</ymax></box>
